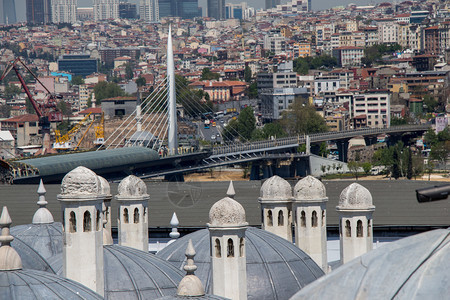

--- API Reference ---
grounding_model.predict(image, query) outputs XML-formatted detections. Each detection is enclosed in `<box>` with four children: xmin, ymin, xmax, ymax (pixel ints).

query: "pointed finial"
<box><xmin>227</xmin><ymin>181</ymin><xmax>235</xmax><ymax>199</ymax></box>
<box><xmin>184</xmin><ymin>239</ymin><xmax>197</xmax><ymax>275</ymax></box>
<box><xmin>0</xmin><ymin>206</ymin><xmax>23</xmax><ymax>270</ymax></box>
<box><xmin>169</xmin><ymin>212</ymin><xmax>180</xmax><ymax>239</ymax></box>
<box><xmin>176</xmin><ymin>239</ymin><xmax>205</xmax><ymax>296</ymax></box>
<box><xmin>32</xmin><ymin>179</ymin><xmax>54</xmax><ymax>224</ymax></box>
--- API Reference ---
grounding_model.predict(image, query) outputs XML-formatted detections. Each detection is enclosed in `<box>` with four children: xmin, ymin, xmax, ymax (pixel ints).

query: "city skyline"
<box><xmin>11</xmin><ymin>0</ymin><xmax>394</xmax><ymax>23</ymax></box>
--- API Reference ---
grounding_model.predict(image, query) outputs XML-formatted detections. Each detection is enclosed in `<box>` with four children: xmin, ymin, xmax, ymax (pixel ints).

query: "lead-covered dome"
<box><xmin>1</xmin><ymin>269</ymin><xmax>103</xmax><ymax>299</ymax></box>
<box><xmin>337</xmin><ymin>183</ymin><xmax>374</xmax><ymax>209</ymax></box>
<box><xmin>117</xmin><ymin>175</ymin><xmax>148</xmax><ymax>197</ymax></box>
<box><xmin>49</xmin><ymin>245</ymin><xmax>184</xmax><ymax>299</ymax></box>
<box><xmin>291</xmin><ymin>228</ymin><xmax>450</xmax><ymax>299</ymax></box>
<box><xmin>208</xmin><ymin>197</ymin><xmax>246</xmax><ymax>227</ymax></box>
<box><xmin>294</xmin><ymin>176</ymin><xmax>327</xmax><ymax>201</ymax></box>
<box><xmin>259</xmin><ymin>175</ymin><xmax>292</xmax><ymax>201</ymax></box>
<box><xmin>60</xmin><ymin>166</ymin><xmax>101</xmax><ymax>195</ymax></box>
<box><xmin>157</xmin><ymin>227</ymin><xmax>324</xmax><ymax>300</ymax></box>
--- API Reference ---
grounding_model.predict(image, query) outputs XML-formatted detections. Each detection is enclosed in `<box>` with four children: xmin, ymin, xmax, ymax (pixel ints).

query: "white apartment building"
<box><xmin>263</xmin><ymin>34</ymin><xmax>286</xmax><ymax>55</ymax></box>
<box><xmin>363</xmin><ymin>27</ymin><xmax>379</xmax><ymax>47</ymax></box>
<box><xmin>79</xmin><ymin>84</ymin><xmax>94</xmax><ymax>110</ymax></box>
<box><xmin>353</xmin><ymin>91</ymin><xmax>390</xmax><ymax>128</ymax></box>
<box><xmin>314</xmin><ymin>75</ymin><xmax>341</xmax><ymax>95</ymax></box>
<box><xmin>51</xmin><ymin>0</ymin><xmax>77</xmax><ymax>24</ymax></box>
<box><xmin>93</xmin><ymin>0</ymin><xmax>119</xmax><ymax>21</ymax></box>
<box><xmin>378</xmin><ymin>21</ymin><xmax>399</xmax><ymax>44</ymax></box>
<box><xmin>140</xmin><ymin>0</ymin><xmax>159</xmax><ymax>22</ymax></box>
<box><xmin>398</xmin><ymin>23</ymin><xmax>421</xmax><ymax>50</ymax></box>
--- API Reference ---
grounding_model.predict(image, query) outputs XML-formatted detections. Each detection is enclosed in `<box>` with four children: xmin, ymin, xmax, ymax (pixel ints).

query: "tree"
<box><xmin>406</xmin><ymin>148</ymin><xmax>413</xmax><ymax>179</ymax></box>
<box><xmin>71</xmin><ymin>75</ymin><xmax>84</xmax><ymax>85</ymax></box>
<box><xmin>348</xmin><ymin>161</ymin><xmax>360</xmax><ymax>180</ymax></box>
<box><xmin>422</xmin><ymin>95</ymin><xmax>438</xmax><ymax>113</ymax></box>
<box><xmin>237</xmin><ymin>106</ymin><xmax>256</xmax><ymax>141</ymax></box>
<box><xmin>135</xmin><ymin>76</ymin><xmax>146</xmax><ymax>87</ymax></box>
<box><xmin>201</xmin><ymin>68</ymin><xmax>220</xmax><ymax>80</ymax></box>
<box><xmin>248</xmin><ymin>82</ymin><xmax>258</xmax><ymax>99</ymax></box>
<box><xmin>57</xmin><ymin>101</ymin><xmax>71</xmax><ymax>117</ymax></box>
<box><xmin>244</xmin><ymin>65</ymin><xmax>252</xmax><ymax>83</ymax></box>
<box><xmin>362</xmin><ymin>162</ymin><xmax>372</xmax><ymax>175</ymax></box>
<box><xmin>392</xmin><ymin>149</ymin><xmax>401</xmax><ymax>179</ymax></box>
<box><xmin>3</xmin><ymin>84</ymin><xmax>21</xmax><ymax>100</ymax></box>
<box><xmin>293</xmin><ymin>54</ymin><xmax>337</xmax><ymax>75</ymax></box>
<box><xmin>391</xmin><ymin>116</ymin><xmax>408</xmax><ymax>126</ymax></box>
<box><xmin>25</xmin><ymin>99</ymin><xmax>35</xmax><ymax>114</ymax></box>
<box><xmin>0</xmin><ymin>104</ymin><xmax>11</xmax><ymax>118</ymax></box>
<box><xmin>430</xmin><ymin>142</ymin><xmax>450</xmax><ymax>168</ymax></box>
<box><xmin>424</xmin><ymin>128</ymin><xmax>438</xmax><ymax>147</ymax></box>
<box><xmin>319</xmin><ymin>142</ymin><xmax>328</xmax><ymax>157</ymax></box>
<box><xmin>94</xmin><ymin>81</ymin><xmax>126</xmax><ymax>104</ymax></box>
<box><xmin>280</xmin><ymin>98</ymin><xmax>328</xmax><ymax>135</ymax></box>
<box><xmin>125</xmin><ymin>63</ymin><xmax>134</xmax><ymax>80</ymax></box>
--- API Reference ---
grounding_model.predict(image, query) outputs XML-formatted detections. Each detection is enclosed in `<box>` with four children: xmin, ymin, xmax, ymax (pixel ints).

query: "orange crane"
<box><xmin>53</xmin><ymin>113</ymin><xmax>92</xmax><ymax>150</ymax></box>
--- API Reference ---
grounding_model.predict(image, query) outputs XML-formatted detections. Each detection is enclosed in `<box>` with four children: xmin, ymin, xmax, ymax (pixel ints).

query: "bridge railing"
<box><xmin>211</xmin><ymin>125</ymin><xmax>430</xmax><ymax>156</ymax></box>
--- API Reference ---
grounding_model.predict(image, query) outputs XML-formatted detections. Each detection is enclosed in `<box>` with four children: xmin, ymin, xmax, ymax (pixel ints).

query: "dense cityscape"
<box><xmin>0</xmin><ymin>1</ymin><xmax>449</xmax><ymax>300</ymax></box>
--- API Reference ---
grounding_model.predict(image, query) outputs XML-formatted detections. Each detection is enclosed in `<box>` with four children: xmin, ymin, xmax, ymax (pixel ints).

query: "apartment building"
<box><xmin>353</xmin><ymin>90</ymin><xmax>390</xmax><ymax>128</ymax></box>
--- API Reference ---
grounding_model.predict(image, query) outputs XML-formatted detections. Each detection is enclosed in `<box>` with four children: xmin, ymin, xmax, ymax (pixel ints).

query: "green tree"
<box><xmin>57</xmin><ymin>100</ymin><xmax>71</xmax><ymax>117</ymax></box>
<box><xmin>244</xmin><ymin>65</ymin><xmax>252</xmax><ymax>83</ymax></box>
<box><xmin>392</xmin><ymin>149</ymin><xmax>401</xmax><ymax>179</ymax></box>
<box><xmin>391</xmin><ymin>116</ymin><xmax>408</xmax><ymax>126</ymax></box>
<box><xmin>280</xmin><ymin>98</ymin><xmax>328</xmax><ymax>135</ymax></box>
<box><xmin>422</xmin><ymin>95</ymin><xmax>438</xmax><ymax>113</ymax></box>
<box><xmin>319</xmin><ymin>142</ymin><xmax>328</xmax><ymax>157</ymax></box>
<box><xmin>293</xmin><ymin>54</ymin><xmax>338</xmax><ymax>75</ymax></box>
<box><xmin>348</xmin><ymin>161</ymin><xmax>360</xmax><ymax>180</ymax></box>
<box><xmin>424</xmin><ymin>128</ymin><xmax>438</xmax><ymax>147</ymax></box>
<box><xmin>125</xmin><ymin>63</ymin><xmax>134</xmax><ymax>80</ymax></box>
<box><xmin>430</xmin><ymin>142</ymin><xmax>450</xmax><ymax>167</ymax></box>
<box><xmin>3</xmin><ymin>84</ymin><xmax>21</xmax><ymax>100</ymax></box>
<box><xmin>222</xmin><ymin>118</ymin><xmax>239</xmax><ymax>142</ymax></box>
<box><xmin>94</xmin><ymin>81</ymin><xmax>126</xmax><ymax>105</ymax></box>
<box><xmin>135</xmin><ymin>76</ymin><xmax>146</xmax><ymax>87</ymax></box>
<box><xmin>248</xmin><ymin>82</ymin><xmax>258</xmax><ymax>99</ymax></box>
<box><xmin>406</xmin><ymin>148</ymin><xmax>413</xmax><ymax>179</ymax></box>
<box><xmin>201</xmin><ymin>68</ymin><xmax>220</xmax><ymax>80</ymax></box>
<box><xmin>174</xmin><ymin>75</ymin><xmax>213</xmax><ymax>118</ymax></box>
<box><xmin>362</xmin><ymin>162</ymin><xmax>372</xmax><ymax>175</ymax></box>
<box><xmin>0</xmin><ymin>104</ymin><xmax>11</xmax><ymax>118</ymax></box>
<box><xmin>237</xmin><ymin>106</ymin><xmax>256</xmax><ymax>141</ymax></box>
<box><xmin>25</xmin><ymin>99</ymin><xmax>35</xmax><ymax>114</ymax></box>
<box><xmin>71</xmin><ymin>75</ymin><xmax>85</xmax><ymax>85</ymax></box>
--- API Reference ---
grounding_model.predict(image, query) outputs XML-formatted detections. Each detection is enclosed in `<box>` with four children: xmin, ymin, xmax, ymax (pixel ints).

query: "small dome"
<box><xmin>338</xmin><ymin>183</ymin><xmax>374</xmax><ymax>209</ymax></box>
<box><xmin>49</xmin><ymin>245</ymin><xmax>184</xmax><ymax>298</ymax></box>
<box><xmin>97</xmin><ymin>175</ymin><xmax>111</xmax><ymax>196</ymax></box>
<box><xmin>290</xmin><ymin>228</ymin><xmax>450</xmax><ymax>299</ymax></box>
<box><xmin>0</xmin><ymin>269</ymin><xmax>102</xmax><ymax>299</ymax></box>
<box><xmin>208</xmin><ymin>197</ymin><xmax>246</xmax><ymax>227</ymax></box>
<box><xmin>294</xmin><ymin>176</ymin><xmax>327</xmax><ymax>201</ymax></box>
<box><xmin>157</xmin><ymin>228</ymin><xmax>325</xmax><ymax>299</ymax></box>
<box><xmin>60</xmin><ymin>166</ymin><xmax>101</xmax><ymax>195</ymax></box>
<box><xmin>260</xmin><ymin>175</ymin><xmax>292</xmax><ymax>201</ymax></box>
<box><xmin>117</xmin><ymin>175</ymin><xmax>148</xmax><ymax>197</ymax></box>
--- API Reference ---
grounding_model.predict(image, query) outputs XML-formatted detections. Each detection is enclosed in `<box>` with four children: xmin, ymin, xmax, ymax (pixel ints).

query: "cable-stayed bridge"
<box><xmin>6</xmin><ymin>27</ymin><xmax>431</xmax><ymax>184</ymax></box>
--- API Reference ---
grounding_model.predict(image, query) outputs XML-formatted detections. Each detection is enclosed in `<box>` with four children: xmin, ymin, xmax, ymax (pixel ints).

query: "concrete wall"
<box><xmin>309</xmin><ymin>155</ymin><xmax>349</xmax><ymax>177</ymax></box>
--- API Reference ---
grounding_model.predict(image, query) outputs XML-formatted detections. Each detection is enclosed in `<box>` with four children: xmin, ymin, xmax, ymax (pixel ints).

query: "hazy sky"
<box><xmin>14</xmin><ymin>0</ymin><xmax>391</xmax><ymax>22</ymax></box>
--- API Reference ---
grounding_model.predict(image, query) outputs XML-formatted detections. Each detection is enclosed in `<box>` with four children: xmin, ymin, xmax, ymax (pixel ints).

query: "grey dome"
<box><xmin>157</xmin><ymin>227</ymin><xmax>324</xmax><ymax>300</ymax></box>
<box><xmin>294</xmin><ymin>176</ymin><xmax>327</xmax><ymax>201</ymax></box>
<box><xmin>11</xmin><ymin>222</ymin><xmax>62</xmax><ymax>261</ymax></box>
<box><xmin>10</xmin><ymin>234</ymin><xmax>57</xmax><ymax>274</ymax></box>
<box><xmin>208</xmin><ymin>197</ymin><xmax>246</xmax><ymax>227</ymax></box>
<box><xmin>260</xmin><ymin>175</ymin><xmax>292</xmax><ymax>201</ymax></box>
<box><xmin>291</xmin><ymin>228</ymin><xmax>450</xmax><ymax>300</ymax></box>
<box><xmin>157</xmin><ymin>295</ymin><xmax>229</xmax><ymax>300</ymax></box>
<box><xmin>337</xmin><ymin>183</ymin><xmax>374</xmax><ymax>210</ymax></box>
<box><xmin>0</xmin><ymin>269</ymin><xmax>102</xmax><ymax>299</ymax></box>
<box><xmin>49</xmin><ymin>245</ymin><xmax>184</xmax><ymax>299</ymax></box>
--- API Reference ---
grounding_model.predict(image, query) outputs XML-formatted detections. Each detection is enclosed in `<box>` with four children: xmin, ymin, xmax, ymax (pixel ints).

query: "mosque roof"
<box><xmin>49</xmin><ymin>245</ymin><xmax>184</xmax><ymax>299</ymax></box>
<box><xmin>156</xmin><ymin>227</ymin><xmax>325</xmax><ymax>300</ymax></box>
<box><xmin>11</xmin><ymin>222</ymin><xmax>62</xmax><ymax>267</ymax></box>
<box><xmin>290</xmin><ymin>228</ymin><xmax>450</xmax><ymax>299</ymax></box>
<box><xmin>293</xmin><ymin>176</ymin><xmax>327</xmax><ymax>201</ymax></box>
<box><xmin>0</xmin><ymin>269</ymin><xmax>103</xmax><ymax>300</ymax></box>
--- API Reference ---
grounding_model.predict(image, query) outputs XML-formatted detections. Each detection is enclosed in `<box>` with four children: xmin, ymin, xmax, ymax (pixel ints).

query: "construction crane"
<box><xmin>93</xmin><ymin>112</ymin><xmax>105</xmax><ymax>146</ymax></box>
<box><xmin>53</xmin><ymin>113</ymin><xmax>92</xmax><ymax>150</ymax></box>
<box><xmin>0</xmin><ymin>57</ymin><xmax>62</xmax><ymax>139</ymax></box>
<box><xmin>74</xmin><ymin>119</ymin><xmax>96</xmax><ymax>151</ymax></box>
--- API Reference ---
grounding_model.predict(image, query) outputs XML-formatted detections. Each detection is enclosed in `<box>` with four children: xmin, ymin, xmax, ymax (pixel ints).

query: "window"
<box><xmin>134</xmin><ymin>208</ymin><xmax>139</xmax><ymax>224</ymax></box>
<box><xmin>278</xmin><ymin>211</ymin><xmax>284</xmax><ymax>226</ymax></box>
<box><xmin>368</xmin><ymin>219</ymin><xmax>372</xmax><ymax>237</ymax></box>
<box><xmin>312</xmin><ymin>211</ymin><xmax>318</xmax><ymax>227</ymax></box>
<box><xmin>267</xmin><ymin>210</ymin><xmax>273</xmax><ymax>226</ymax></box>
<box><xmin>240</xmin><ymin>238</ymin><xmax>244</xmax><ymax>257</ymax></box>
<box><xmin>96</xmin><ymin>210</ymin><xmax>100</xmax><ymax>231</ymax></box>
<box><xmin>301</xmin><ymin>211</ymin><xmax>306</xmax><ymax>227</ymax></box>
<box><xmin>357</xmin><ymin>220</ymin><xmax>363</xmax><ymax>237</ymax></box>
<box><xmin>69</xmin><ymin>211</ymin><xmax>76</xmax><ymax>233</ymax></box>
<box><xmin>227</xmin><ymin>239</ymin><xmax>234</xmax><ymax>257</ymax></box>
<box><xmin>83</xmin><ymin>211</ymin><xmax>91</xmax><ymax>232</ymax></box>
<box><xmin>215</xmin><ymin>239</ymin><xmax>221</xmax><ymax>258</ymax></box>
<box><xmin>345</xmin><ymin>220</ymin><xmax>351</xmax><ymax>237</ymax></box>
<box><xmin>123</xmin><ymin>208</ymin><xmax>129</xmax><ymax>224</ymax></box>
<box><xmin>322</xmin><ymin>210</ymin><xmax>325</xmax><ymax>227</ymax></box>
